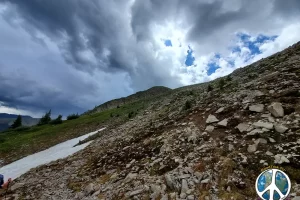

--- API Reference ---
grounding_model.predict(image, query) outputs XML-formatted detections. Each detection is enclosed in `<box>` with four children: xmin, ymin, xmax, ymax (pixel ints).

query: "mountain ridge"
<box><xmin>84</xmin><ymin>86</ymin><xmax>171</xmax><ymax>114</ymax></box>
<box><xmin>0</xmin><ymin>113</ymin><xmax>39</xmax><ymax>132</ymax></box>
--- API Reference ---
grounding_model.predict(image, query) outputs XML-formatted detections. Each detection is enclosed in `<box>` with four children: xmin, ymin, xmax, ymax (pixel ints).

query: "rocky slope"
<box><xmin>84</xmin><ymin>86</ymin><xmax>171</xmax><ymax>114</ymax></box>
<box><xmin>4</xmin><ymin>42</ymin><xmax>300</xmax><ymax>200</ymax></box>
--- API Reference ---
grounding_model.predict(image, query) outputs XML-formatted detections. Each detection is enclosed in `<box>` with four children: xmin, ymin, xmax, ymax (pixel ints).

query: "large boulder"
<box><xmin>249</xmin><ymin>104</ymin><xmax>264</xmax><ymax>113</ymax></box>
<box><xmin>215</xmin><ymin>107</ymin><xmax>225</xmax><ymax>114</ymax></box>
<box><xmin>84</xmin><ymin>183</ymin><xmax>95</xmax><ymax>195</ymax></box>
<box><xmin>236</xmin><ymin>123</ymin><xmax>249</xmax><ymax>133</ymax></box>
<box><xmin>206</xmin><ymin>115</ymin><xmax>219</xmax><ymax>124</ymax></box>
<box><xmin>274</xmin><ymin>154</ymin><xmax>290</xmax><ymax>164</ymax></box>
<box><xmin>247</xmin><ymin>143</ymin><xmax>258</xmax><ymax>153</ymax></box>
<box><xmin>217</xmin><ymin>119</ymin><xmax>228</xmax><ymax>127</ymax></box>
<box><xmin>253</xmin><ymin>121</ymin><xmax>273</xmax><ymax>129</ymax></box>
<box><xmin>268</xmin><ymin>102</ymin><xmax>284</xmax><ymax>117</ymax></box>
<box><xmin>205</xmin><ymin>125</ymin><xmax>214</xmax><ymax>133</ymax></box>
<box><xmin>274</xmin><ymin>124</ymin><xmax>288</xmax><ymax>133</ymax></box>
<box><xmin>165</xmin><ymin>174</ymin><xmax>176</xmax><ymax>190</ymax></box>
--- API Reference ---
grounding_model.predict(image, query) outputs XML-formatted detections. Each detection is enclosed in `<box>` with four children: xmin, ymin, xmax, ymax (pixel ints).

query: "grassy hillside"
<box><xmin>0</xmin><ymin>100</ymin><xmax>150</xmax><ymax>165</ymax></box>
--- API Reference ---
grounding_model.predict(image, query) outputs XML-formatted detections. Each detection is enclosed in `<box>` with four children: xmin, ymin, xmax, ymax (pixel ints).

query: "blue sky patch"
<box><xmin>164</xmin><ymin>39</ymin><xmax>172</xmax><ymax>47</ymax></box>
<box><xmin>234</xmin><ymin>33</ymin><xmax>278</xmax><ymax>55</ymax></box>
<box><xmin>207</xmin><ymin>62</ymin><xmax>220</xmax><ymax>76</ymax></box>
<box><xmin>185</xmin><ymin>46</ymin><xmax>195</xmax><ymax>66</ymax></box>
<box><xmin>207</xmin><ymin>54</ymin><xmax>221</xmax><ymax>76</ymax></box>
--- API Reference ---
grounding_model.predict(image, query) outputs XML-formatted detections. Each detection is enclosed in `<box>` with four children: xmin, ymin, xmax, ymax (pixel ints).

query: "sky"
<box><xmin>0</xmin><ymin>0</ymin><xmax>300</xmax><ymax>118</ymax></box>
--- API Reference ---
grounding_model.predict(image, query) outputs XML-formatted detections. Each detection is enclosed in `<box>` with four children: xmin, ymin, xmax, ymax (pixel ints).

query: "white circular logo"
<box><xmin>255</xmin><ymin>169</ymin><xmax>291</xmax><ymax>200</ymax></box>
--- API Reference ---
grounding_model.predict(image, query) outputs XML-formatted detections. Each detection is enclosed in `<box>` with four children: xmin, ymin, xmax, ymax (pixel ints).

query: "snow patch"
<box><xmin>0</xmin><ymin>128</ymin><xmax>105</xmax><ymax>180</ymax></box>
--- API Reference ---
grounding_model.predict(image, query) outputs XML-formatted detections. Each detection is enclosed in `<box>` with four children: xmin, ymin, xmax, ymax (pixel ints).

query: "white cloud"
<box><xmin>0</xmin><ymin>106</ymin><xmax>42</xmax><ymax>118</ymax></box>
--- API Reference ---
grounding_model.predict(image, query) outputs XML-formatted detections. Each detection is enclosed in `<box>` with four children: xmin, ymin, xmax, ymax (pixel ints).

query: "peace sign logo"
<box><xmin>255</xmin><ymin>169</ymin><xmax>291</xmax><ymax>200</ymax></box>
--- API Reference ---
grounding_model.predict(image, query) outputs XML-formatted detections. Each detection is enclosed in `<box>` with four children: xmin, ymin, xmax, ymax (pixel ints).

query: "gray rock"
<box><xmin>247</xmin><ymin>143</ymin><xmax>258</xmax><ymax>153</ymax></box>
<box><xmin>194</xmin><ymin>172</ymin><xmax>203</xmax><ymax>180</ymax></box>
<box><xmin>201</xmin><ymin>178</ymin><xmax>210</xmax><ymax>184</ymax></box>
<box><xmin>181</xmin><ymin>179</ymin><xmax>189</xmax><ymax>194</ymax></box>
<box><xmin>268</xmin><ymin>102</ymin><xmax>284</xmax><ymax>117</ymax></box>
<box><xmin>205</xmin><ymin>125</ymin><xmax>214</xmax><ymax>133</ymax></box>
<box><xmin>274</xmin><ymin>154</ymin><xmax>290</xmax><ymax>164</ymax></box>
<box><xmin>266</xmin><ymin>151</ymin><xmax>274</xmax><ymax>156</ymax></box>
<box><xmin>226</xmin><ymin>186</ymin><xmax>231</xmax><ymax>192</ymax></box>
<box><xmin>75</xmin><ymin>192</ymin><xmax>85</xmax><ymax>199</ymax></box>
<box><xmin>187</xmin><ymin>195</ymin><xmax>195</xmax><ymax>200</ymax></box>
<box><xmin>239</xmin><ymin>153</ymin><xmax>248</xmax><ymax>164</ymax></box>
<box><xmin>256</xmin><ymin>138</ymin><xmax>267</xmax><ymax>144</ymax></box>
<box><xmin>215</xmin><ymin>107</ymin><xmax>225</xmax><ymax>114</ymax></box>
<box><xmin>228</xmin><ymin>144</ymin><xmax>234</xmax><ymax>151</ymax></box>
<box><xmin>237</xmin><ymin>123</ymin><xmax>249</xmax><ymax>133</ymax></box>
<box><xmin>126</xmin><ymin>189</ymin><xmax>144</xmax><ymax>197</ymax></box>
<box><xmin>161</xmin><ymin>194</ymin><xmax>168</xmax><ymax>200</ymax></box>
<box><xmin>124</xmin><ymin>173</ymin><xmax>137</xmax><ymax>183</ymax></box>
<box><xmin>179</xmin><ymin>174</ymin><xmax>190</xmax><ymax>179</ymax></box>
<box><xmin>247</xmin><ymin>129</ymin><xmax>263</xmax><ymax>136</ymax></box>
<box><xmin>165</xmin><ymin>174</ymin><xmax>175</xmax><ymax>190</ymax></box>
<box><xmin>180</xmin><ymin>193</ymin><xmax>187</xmax><ymax>199</ymax></box>
<box><xmin>150</xmin><ymin>184</ymin><xmax>161</xmax><ymax>199</ymax></box>
<box><xmin>85</xmin><ymin>183</ymin><xmax>95</xmax><ymax>195</ymax></box>
<box><xmin>186</xmin><ymin>189</ymin><xmax>194</xmax><ymax>195</ymax></box>
<box><xmin>217</xmin><ymin>119</ymin><xmax>228</xmax><ymax>127</ymax></box>
<box><xmin>188</xmin><ymin>133</ymin><xmax>199</xmax><ymax>144</ymax></box>
<box><xmin>268</xmin><ymin>137</ymin><xmax>276</xmax><ymax>143</ymax></box>
<box><xmin>274</xmin><ymin>124</ymin><xmax>288</xmax><ymax>133</ymax></box>
<box><xmin>249</xmin><ymin>104</ymin><xmax>264</xmax><ymax>112</ymax></box>
<box><xmin>206</xmin><ymin>115</ymin><xmax>219</xmax><ymax>124</ymax></box>
<box><xmin>253</xmin><ymin>121</ymin><xmax>273</xmax><ymax>129</ymax></box>
<box><xmin>169</xmin><ymin>193</ymin><xmax>176</xmax><ymax>199</ymax></box>
<box><xmin>268</xmin><ymin>116</ymin><xmax>275</xmax><ymax>123</ymax></box>
<box><xmin>11</xmin><ymin>183</ymin><xmax>25</xmax><ymax>191</ymax></box>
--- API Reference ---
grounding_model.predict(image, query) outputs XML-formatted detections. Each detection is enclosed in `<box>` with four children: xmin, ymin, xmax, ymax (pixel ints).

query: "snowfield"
<box><xmin>0</xmin><ymin>128</ymin><xmax>105</xmax><ymax>180</ymax></box>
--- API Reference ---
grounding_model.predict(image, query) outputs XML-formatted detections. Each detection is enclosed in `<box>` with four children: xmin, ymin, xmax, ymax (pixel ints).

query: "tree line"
<box><xmin>10</xmin><ymin>110</ymin><xmax>80</xmax><ymax>129</ymax></box>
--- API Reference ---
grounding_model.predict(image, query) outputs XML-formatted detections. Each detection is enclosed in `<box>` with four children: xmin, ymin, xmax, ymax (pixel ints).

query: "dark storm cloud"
<box><xmin>130</xmin><ymin>0</ymin><xmax>181</xmax><ymax>41</ymax></box>
<box><xmin>0</xmin><ymin>0</ymin><xmax>299</xmax><ymax>116</ymax></box>
<box><xmin>273</xmin><ymin>0</ymin><xmax>300</xmax><ymax>17</ymax></box>
<box><xmin>0</xmin><ymin>72</ymin><xmax>84</xmax><ymax>116</ymax></box>
<box><xmin>3</xmin><ymin>0</ymin><xmax>295</xmax><ymax>84</ymax></box>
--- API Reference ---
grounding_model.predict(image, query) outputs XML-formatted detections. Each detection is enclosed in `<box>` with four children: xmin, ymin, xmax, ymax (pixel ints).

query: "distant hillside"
<box><xmin>0</xmin><ymin>113</ymin><xmax>39</xmax><ymax>132</ymax></box>
<box><xmin>84</xmin><ymin>86</ymin><xmax>172</xmax><ymax>114</ymax></box>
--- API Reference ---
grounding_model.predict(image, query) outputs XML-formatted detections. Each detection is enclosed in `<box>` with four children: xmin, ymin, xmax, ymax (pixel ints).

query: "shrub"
<box><xmin>50</xmin><ymin>115</ymin><xmax>63</xmax><ymax>125</ymax></box>
<box><xmin>226</xmin><ymin>75</ymin><xmax>232</xmax><ymax>82</ymax></box>
<box><xmin>14</xmin><ymin>126</ymin><xmax>31</xmax><ymax>131</ymax></box>
<box><xmin>38</xmin><ymin>110</ymin><xmax>52</xmax><ymax>126</ymax></box>
<box><xmin>207</xmin><ymin>84</ymin><xmax>213</xmax><ymax>92</ymax></box>
<box><xmin>248</xmin><ymin>73</ymin><xmax>258</xmax><ymax>79</ymax></box>
<box><xmin>128</xmin><ymin>111</ymin><xmax>136</xmax><ymax>119</ymax></box>
<box><xmin>184</xmin><ymin>100</ymin><xmax>192</xmax><ymax>110</ymax></box>
<box><xmin>218</xmin><ymin>78</ymin><xmax>226</xmax><ymax>89</ymax></box>
<box><xmin>10</xmin><ymin>115</ymin><xmax>22</xmax><ymax>129</ymax></box>
<box><xmin>0</xmin><ymin>137</ymin><xmax>5</xmax><ymax>143</ymax></box>
<box><xmin>189</xmin><ymin>91</ymin><xmax>194</xmax><ymax>96</ymax></box>
<box><xmin>67</xmin><ymin>113</ymin><xmax>79</xmax><ymax>120</ymax></box>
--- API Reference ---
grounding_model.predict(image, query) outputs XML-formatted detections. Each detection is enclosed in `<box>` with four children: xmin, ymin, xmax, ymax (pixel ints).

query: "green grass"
<box><xmin>0</xmin><ymin>100</ymin><xmax>148</xmax><ymax>164</ymax></box>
